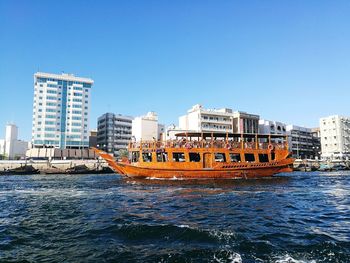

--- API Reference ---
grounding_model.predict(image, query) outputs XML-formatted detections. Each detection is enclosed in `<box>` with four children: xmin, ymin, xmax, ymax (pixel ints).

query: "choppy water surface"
<box><xmin>0</xmin><ymin>172</ymin><xmax>349</xmax><ymax>263</ymax></box>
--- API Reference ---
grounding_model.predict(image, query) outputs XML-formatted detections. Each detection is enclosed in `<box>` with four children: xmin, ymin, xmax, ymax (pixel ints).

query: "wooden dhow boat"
<box><xmin>93</xmin><ymin>132</ymin><xmax>294</xmax><ymax>179</ymax></box>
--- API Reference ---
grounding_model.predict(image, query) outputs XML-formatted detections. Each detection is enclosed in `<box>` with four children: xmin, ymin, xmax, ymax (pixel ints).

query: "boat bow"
<box><xmin>92</xmin><ymin>148</ymin><xmax>126</xmax><ymax>175</ymax></box>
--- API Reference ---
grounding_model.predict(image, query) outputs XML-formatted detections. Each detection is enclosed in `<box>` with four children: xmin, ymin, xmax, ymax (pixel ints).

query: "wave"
<box><xmin>274</xmin><ymin>254</ymin><xmax>316</xmax><ymax>263</ymax></box>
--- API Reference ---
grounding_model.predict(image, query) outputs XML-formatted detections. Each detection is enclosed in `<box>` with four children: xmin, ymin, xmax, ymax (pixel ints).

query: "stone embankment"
<box><xmin>0</xmin><ymin>159</ymin><xmax>112</xmax><ymax>175</ymax></box>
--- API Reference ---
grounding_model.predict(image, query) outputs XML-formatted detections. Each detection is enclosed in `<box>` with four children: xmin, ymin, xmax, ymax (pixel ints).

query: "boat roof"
<box><xmin>174</xmin><ymin>132</ymin><xmax>287</xmax><ymax>139</ymax></box>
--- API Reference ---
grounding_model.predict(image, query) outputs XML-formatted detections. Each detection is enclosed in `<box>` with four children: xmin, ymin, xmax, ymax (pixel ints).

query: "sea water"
<box><xmin>0</xmin><ymin>172</ymin><xmax>349</xmax><ymax>262</ymax></box>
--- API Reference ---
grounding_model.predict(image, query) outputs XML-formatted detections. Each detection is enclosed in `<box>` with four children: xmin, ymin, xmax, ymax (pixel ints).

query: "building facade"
<box><xmin>32</xmin><ymin>72</ymin><xmax>93</xmax><ymax>149</ymax></box>
<box><xmin>232</xmin><ymin>111</ymin><xmax>259</xmax><ymax>134</ymax></box>
<box><xmin>178</xmin><ymin>104</ymin><xmax>259</xmax><ymax>134</ymax></box>
<box><xmin>0</xmin><ymin>124</ymin><xmax>29</xmax><ymax>159</ymax></box>
<box><xmin>259</xmin><ymin>119</ymin><xmax>287</xmax><ymax>135</ymax></box>
<box><xmin>320</xmin><ymin>115</ymin><xmax>350</xmax><ymax>160</ymax></box>
<box><xmin>165</xmin><ymin>124</ymin><xmax>196</xmax><ymax>140</ymax></box>
<box><xmin>132</xmin><ymin>112</ymin><xmax>161</xmax><ymax>141</ymax></box>
<box><xmin>97</xmin><ymin>113</ymin><xmax>133</xmax><ymax>157</ymax></box>
<box><xmin>286</xmin><ymin>125</ymin><xmax>315</xmax><ymax>159</ymax></box>
<box><xmin>89</xmin><ymin>130</ymin><xmax>97</xmax><ymax>148</ymax></box>
<box><xmin>311</xmin><ymin>128</ymin><xmax>321</xmax><ymax>159</ymax></box>
<box><xmin>259</xmin><ymin>119</ymin><xmax>287</xmax><ymax>143</ymax></box>
<box><xmin>179</xmin><ymin>104</ymin><xmax>233</xmax><ymax>133</ymax></box>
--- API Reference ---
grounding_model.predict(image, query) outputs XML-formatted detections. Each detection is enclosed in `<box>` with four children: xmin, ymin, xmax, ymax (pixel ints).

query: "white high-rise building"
<box><xmin>320</xmin><ymin>115</ymin><xmax>350</xmax><ymax>160</ymax></box>
<box><xmin>32</xmin><ymin>72</ymin><xmax>93</xmax><ymax>149</ymax></box>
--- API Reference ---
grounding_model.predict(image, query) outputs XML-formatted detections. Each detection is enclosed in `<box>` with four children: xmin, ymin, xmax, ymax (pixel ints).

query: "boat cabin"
<box><xmin>128</xmin><ymin>133</ymin><xmax>290</xmax><ymax>169</ymax></box>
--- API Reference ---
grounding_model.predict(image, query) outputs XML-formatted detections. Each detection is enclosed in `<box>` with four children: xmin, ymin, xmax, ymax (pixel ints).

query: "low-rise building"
<box><xmin>178</xmin><ymin>104</ymin><xmax>259</xmax><ymax>134</ymax></box>
<box><xmin>286</xmin><ymin>125</ymin><xmax>314</xmax><ymax>159</ymax></box>
<box><xmin>259</xmin><ymin>119</ymin><xmax>287</xmax><ymax>143</ymax></box>
<box><xmin>0</xmin><ymin>139</ymin><xmax>5</xmax><ymax>159</ymax></box>
<box><xmin>320</xmin><ymin>115</ymin><xmax>350</xmax><ymax>160</ymax></box>
<box><xmin>158</xmin><ymin>124</ymin><xmax>165</xmax><ymax>141</ymax></box>
<box><xmin>89</xmin><ymin>130</ymin><xmax>97</xmax><ymax>148</ymax></box>
<box><xmin>97</xmin><ymin>113</ymin><xmax>132</xmax><ymax>157</ymax></box>
<box><xmin>132</xmin><ymin>112</ymin><xmax>163</xmax><ymax>141</ymax></box>
<box><xmin>165</xmin><ymin>124</ymin><xmax>196</xmax><ymax>140</ymax></box>
<box><xmin>311</xmin><ymin>128</ymin><xmax>321</xmax><ymax>159</ymax></box>
<box><xmin>179</xmin><ymin>104</ymin><xmax>233</xmax><ymax>133</ymax></box>
<box><xmin>259</xmin><ymin>119</ymin><xmax>287</xmax><ymax>135</ymax></box>
<box><xmin>0</xmin><ymin>124</ymin><xmax>29</xmax><ymax>159</ymax></box>
<box><xmin>232</xmin><ymin>111</ymin><xmax>259</xmax><ymax>134</ymax></box>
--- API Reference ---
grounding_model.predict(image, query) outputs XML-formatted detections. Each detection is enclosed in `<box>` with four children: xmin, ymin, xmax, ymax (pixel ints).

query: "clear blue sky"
<box><xmin>1</xmin><ymin>0</ymin><xmax>350</xmax><ymax>140</ymax></box>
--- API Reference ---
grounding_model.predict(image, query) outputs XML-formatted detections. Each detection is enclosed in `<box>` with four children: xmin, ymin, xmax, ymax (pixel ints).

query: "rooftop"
<box><xmin>34</xmin><ymin>72</ymin><xmax>94</xmax><ymax>84</ymax></box>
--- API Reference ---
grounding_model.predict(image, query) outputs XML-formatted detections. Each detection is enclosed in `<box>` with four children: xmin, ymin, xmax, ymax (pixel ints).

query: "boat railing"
<box><xmin>129</xmin><ymin>140</ymin><xmax>288</xmax><ymax>151</ymax></box>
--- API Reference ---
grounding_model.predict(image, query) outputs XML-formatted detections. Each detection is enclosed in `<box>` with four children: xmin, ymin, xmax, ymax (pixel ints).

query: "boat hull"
<box><xmin>116</xmin><ymin>160</ymin><xmax>293</xmax><ymax>180</ymax></box>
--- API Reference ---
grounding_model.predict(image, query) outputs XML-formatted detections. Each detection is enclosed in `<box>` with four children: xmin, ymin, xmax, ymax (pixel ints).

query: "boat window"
<box><xmin>258</xmin><ymin>154</ymin><xmax>269</xmax><ymax>163</ymax></box>
<box><xmin>156</xmin><ymin>152</ymin><xmax>168</xmax><ymax>162</ymax></box>
<box><xmin>173</xmin><ymin>152</ymin><xmax>185</xmax><ymax>162</ymax></box>
<box><xmin>214</xmin><ymin>153</ymin><xmax>226</xmax><ymax>162</ymax></box>
<box><xmin>189</xmin><ymin>152</ymin><xmax>201</xmax><ymax>162</ymax></box>
<box><xmin>142</xmin><ymin>152</ymin><xmax>152</xmax><ymax>162</ymax></box>
<box><xmin>244</xmin><ymin>153</ymin><xmax>255</xmax><ymax>162</ymax></box>
<box><xmin>131</xmin><ymin>151</ymin><xmax>140</xmax><ymax>162</ymax></box>
<box><xmin>271</xmin><ymin>152</ymin><xmax>275</xmax><ymax>160</ymax></box>
<box><xmin>229</xmin><ymin>153</ymin><xmax>241</xmax><ymax>162</ymax></box>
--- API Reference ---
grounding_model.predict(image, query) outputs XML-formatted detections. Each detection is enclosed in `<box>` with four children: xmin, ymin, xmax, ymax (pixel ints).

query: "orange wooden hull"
<box><xmin>94</xmin><ymin>149</ymin><xmax>293</xmax><ymax>179</ymax></box>
<box><xmin>116</xmin><ymin>163</ymin><xmax>293</xmax><ymax>179</ymax></box>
